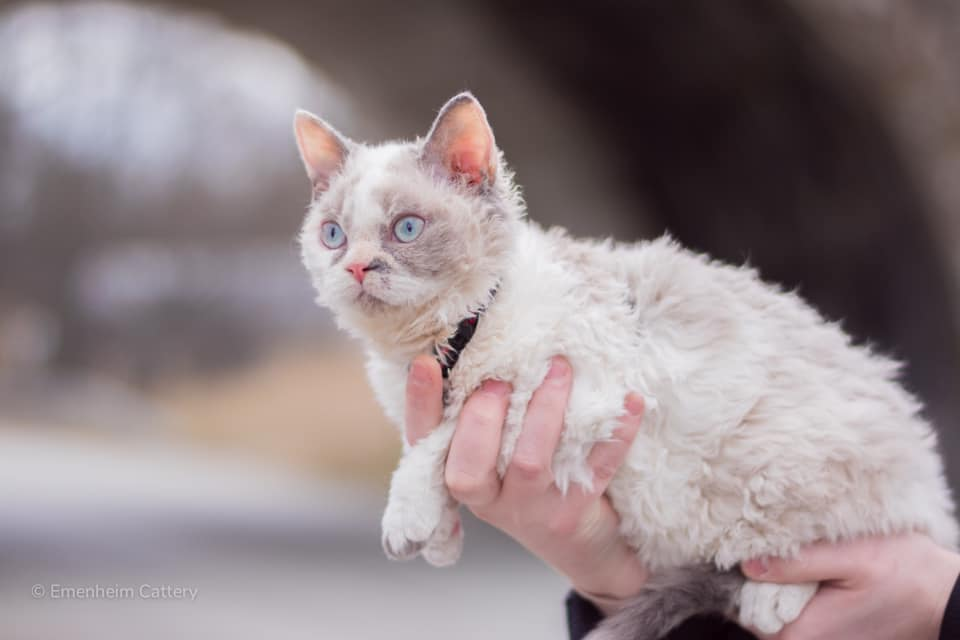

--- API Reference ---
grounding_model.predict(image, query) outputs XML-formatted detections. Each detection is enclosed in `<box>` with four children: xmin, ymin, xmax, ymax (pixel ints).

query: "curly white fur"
<box><xmin>295</xmin><ymin>92</ymin><xmax>958</xmax><ymax>636</ymax></box>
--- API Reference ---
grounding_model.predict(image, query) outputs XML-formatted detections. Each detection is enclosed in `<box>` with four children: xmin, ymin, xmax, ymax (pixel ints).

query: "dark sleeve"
<box><xmin>942</xmin><ymin>573</ymin><xmax>960</xmax><ymax>640</ymax></box>
<box><xmin>566</xmin><ymin>591</ymin><xmax>605</xmax><ymax>640</ymax></box>
<box><xmin>566</xmin><ymin>591</ymin><xmax>757</xmax><ymax>640</ymax></box>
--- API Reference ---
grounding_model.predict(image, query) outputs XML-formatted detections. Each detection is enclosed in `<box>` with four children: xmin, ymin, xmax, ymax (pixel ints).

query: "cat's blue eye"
<box><xmin>320</xmin><ymin>221</ymin><xmax>346</xmax><ymax>249</ymax></box>
<box><xmin>393</xmin><ymin>215</ymin><xmax>425</xmax><ymax>243</ymax></box>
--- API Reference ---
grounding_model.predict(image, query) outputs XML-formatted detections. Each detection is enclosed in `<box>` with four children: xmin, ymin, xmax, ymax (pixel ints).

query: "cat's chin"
<box><xmin>353</xmin><ymin>290</ymin><xmax>390</xmax><ymax>312</ymax></box>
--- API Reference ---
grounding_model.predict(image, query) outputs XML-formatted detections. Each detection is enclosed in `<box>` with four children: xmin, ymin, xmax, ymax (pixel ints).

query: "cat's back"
<box><xmin>488</xmin><ymin>227</ymin><xmax>917</xmax><ymax>417</ymax></box>
<box><xmin>612</xmin><ymin>235</ymin><xmax>914</xmax><ymax>411</ymax></box>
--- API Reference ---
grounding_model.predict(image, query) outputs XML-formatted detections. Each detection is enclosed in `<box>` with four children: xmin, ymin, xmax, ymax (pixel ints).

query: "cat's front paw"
<box><xmin>381</xmin><ymin>498</ymin><xmax>443</xmax><ymax>561</ymax></box>
<box><xmin>421</xmin><ymin>508</ymin><xmax>463</xmax><ymax>567</ymax></box>
<box><xmin>738</xmin><ymin>580</ymin><xmax>818</xmax><ymax>634</ymax></box>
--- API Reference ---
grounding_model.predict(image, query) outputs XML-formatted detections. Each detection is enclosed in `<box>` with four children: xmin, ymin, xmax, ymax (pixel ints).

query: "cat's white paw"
<box><xmin>421</xmin><ymin>510</ymin><xmax>463</xmax><ymax>567</ymax></box>
<box><xmin>739</xmin><ymin>580</ymin><xmax>818</xmax><ymax>634</ymax></box>
<box><xmin>774</xmin><ymin>581</ymin><xmax>817</xmax><ymax>622</ymax></box>
<box><xmin>381</xmin><ymin>498</ymin><xmax>443</xmax><ymax>561</ymax></box>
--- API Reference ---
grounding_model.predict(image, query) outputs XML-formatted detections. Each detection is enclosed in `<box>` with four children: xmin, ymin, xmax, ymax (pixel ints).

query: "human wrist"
<box><xmin>573</xmin><ymin>587</ymin><xmax>632</xmax><ymax>617</ymax></box>
<box><xmin>570</xmin><ymin>551</ymin><xmax>648</xmax><ymax>616</ymax></box>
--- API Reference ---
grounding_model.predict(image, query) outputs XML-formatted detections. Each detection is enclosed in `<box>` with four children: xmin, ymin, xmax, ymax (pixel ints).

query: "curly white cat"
<box><xmin>293</xmin><ymin>92</ymin><xmax>957</xmax><ymax>640</ymax></box>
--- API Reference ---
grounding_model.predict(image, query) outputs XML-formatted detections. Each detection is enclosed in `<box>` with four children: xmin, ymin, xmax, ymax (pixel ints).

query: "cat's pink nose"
<box><xmin>346</xmin><ymin>262</ymin><xmax>367</xmax><ymax>283</ymax></box>
<box><xmin>346</xmin><ymin>259</ymin><xmax>386</xmax><ymax>283</ymax></box>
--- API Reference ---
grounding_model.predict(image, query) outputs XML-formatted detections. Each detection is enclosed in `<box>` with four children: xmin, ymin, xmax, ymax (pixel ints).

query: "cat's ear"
<box><xmin>421</xmin><ymin>92</ymin><xmax>497</xmax><ymax>187</ymax></box>
<box><xmin>293</xmin><ymin>109</ymin><xmax>350</xmax><ymax>192</ymax></box>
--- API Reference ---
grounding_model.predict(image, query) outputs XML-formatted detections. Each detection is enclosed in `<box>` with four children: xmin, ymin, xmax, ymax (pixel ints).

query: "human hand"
<box><xmin>405</xmin><ymin>354</ymin><xmax>648</xmax><ymax>614</ymax></box>
<box><xmin>742</xmin><ymin>533</ymin><xmax>960</xmax><ymax>640</ymax></box>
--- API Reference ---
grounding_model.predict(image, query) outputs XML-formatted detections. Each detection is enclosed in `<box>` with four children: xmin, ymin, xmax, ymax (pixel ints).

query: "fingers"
<box><xmin>742</xmin><ymin>538</ymin><xmax>876</xmax><ymax>585</ymax></box>
<box><xmin>405</xmin><ymin>355</ymin><xmax>444</xmax><ymax>446</ymax></box>
<box><xmin>563</xmin><ymin>393</ymin><xmax>644</xmax><ymax>512</ymax></box>
<box><xmin>587</xmin><ymin>394</ymin><xmax>644</xmax><ymax>491</ymax></box>
<box><xmin>446</xmin><ymin>379</ymin><xmax>512</xmax><ymax>507</ymax></box>
<box><xmin>589</xmin><ymin>394</ymin><xmax>644</xmax><ymax>489</ymax></box>
<box><xmin>502</xmin><ymin>357</ymin><xmax>572</xmax><ymax>494</ymax></box>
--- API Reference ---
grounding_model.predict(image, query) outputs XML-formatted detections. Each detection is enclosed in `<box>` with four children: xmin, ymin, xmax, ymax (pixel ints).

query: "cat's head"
<box><xmin>294</xmin><ymin>92</ymin><xmax>522</xmax><ymax>345</ymax></box>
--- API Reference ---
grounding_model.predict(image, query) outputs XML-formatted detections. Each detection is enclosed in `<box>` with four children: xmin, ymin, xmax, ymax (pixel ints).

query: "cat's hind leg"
<box><xmin>738</xmin><ymin>580</ymin><xmax>818</xmax><ymax>634</ymax></box>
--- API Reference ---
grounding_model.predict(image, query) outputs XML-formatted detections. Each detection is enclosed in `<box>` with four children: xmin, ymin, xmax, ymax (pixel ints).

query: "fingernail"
<box><xmin>480</xmin><ymin>379</ymin><xmax>511</xmax><ymax>396</ymax></box>
<box><xmin>743</xmin><ymin>558</ymin><xmax>769</xmax><ymax>577</ymax></box>
<box><xmin>625</xmin><ymin>393</ymin><xmax>645</xmax><ymax>416</ymax></box>
<box><xmin>409</xmin><ymin>361</ymin><xmax>431</xmax><ymax>387</ymax></box>
<box><xmin>546</xmin><ymin>357</ymin><xmax>570</xmax><ymax>380</ymax></box>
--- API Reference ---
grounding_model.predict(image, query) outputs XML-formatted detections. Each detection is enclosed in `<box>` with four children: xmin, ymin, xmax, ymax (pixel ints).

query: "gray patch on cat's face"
<box><xmin>381</xmin><ymin>218</ymin><xmax>459</xmax><ymax>278</ymax></box>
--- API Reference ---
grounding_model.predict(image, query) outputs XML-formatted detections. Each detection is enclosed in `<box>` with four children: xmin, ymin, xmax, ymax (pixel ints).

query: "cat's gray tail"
<box><xmin>584</xmin><ymin>566</ymin><xmax>744</xmax><ymax>640</ymax></box>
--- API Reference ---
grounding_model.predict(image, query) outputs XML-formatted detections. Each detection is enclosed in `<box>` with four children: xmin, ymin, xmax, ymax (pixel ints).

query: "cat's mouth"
<box><xmin>354</xmin><ymin>288</ymin><xmax>388</xmax><ymax>310</ymax></box>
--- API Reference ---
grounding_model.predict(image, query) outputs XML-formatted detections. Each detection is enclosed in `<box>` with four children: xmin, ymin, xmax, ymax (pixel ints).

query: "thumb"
<box><xmin>405</xmin><ymin>355</ymin><xmax>444</xmax><ymax>446</ymax></box>
<box><xmin>742</xmin><ymin>538</ymin><xmax>871</xmax><ymax>585</ymax></box>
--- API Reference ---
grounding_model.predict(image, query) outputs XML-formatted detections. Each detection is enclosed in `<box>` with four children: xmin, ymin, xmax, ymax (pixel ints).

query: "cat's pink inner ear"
<box><xmin>294</xmin><ymin>110</ymin><xmax>348</xmax><ymax>191</ymax></box>
<box><xmin>423</xmin><ymin>94</ymin><xmax>496</xmax><ymax>186</ymax></box>
<box><xmin>450</xmin><ymin>135</ymin><xmax>493</xmax><ymax>185</ymax></box>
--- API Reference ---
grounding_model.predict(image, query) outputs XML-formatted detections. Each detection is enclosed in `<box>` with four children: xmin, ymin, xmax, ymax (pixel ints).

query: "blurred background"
<box><xmin>1</xmin><ymin>1</ymin><xmax>959</xmax><ymax>638</ymax></box>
